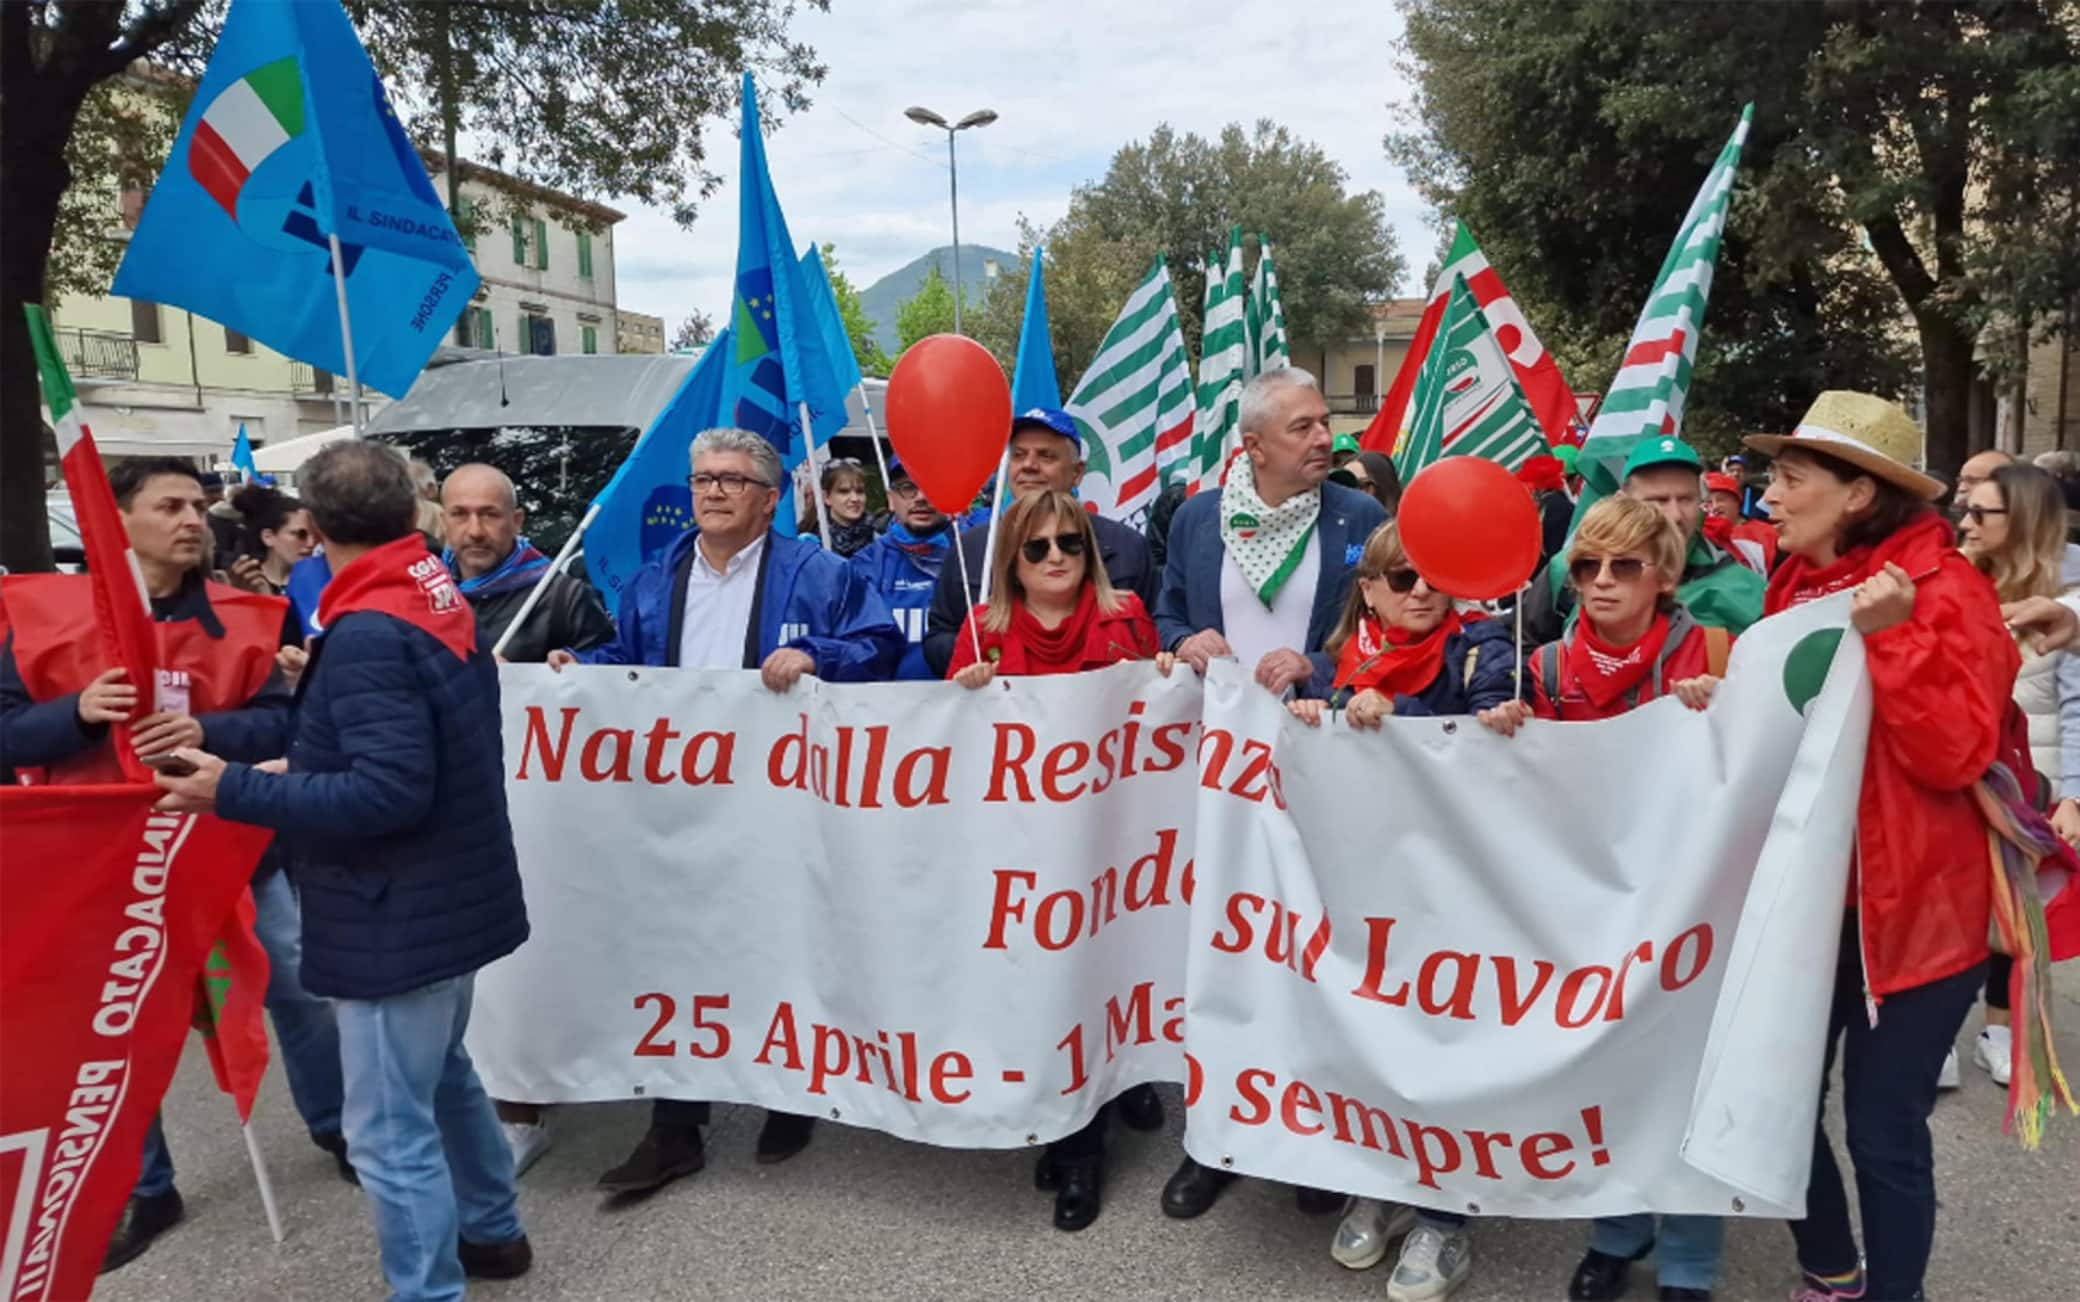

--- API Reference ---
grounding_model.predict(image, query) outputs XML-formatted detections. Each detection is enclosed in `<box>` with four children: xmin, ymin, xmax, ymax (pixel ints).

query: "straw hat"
<box><xmin>1743</xmin><ymin>392</ymin><xmax>1944</xmax><ymax>501</ymax></box>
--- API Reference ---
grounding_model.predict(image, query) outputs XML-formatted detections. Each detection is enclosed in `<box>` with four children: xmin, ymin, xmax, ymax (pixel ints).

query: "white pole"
<box><xmin>1513</xmin><ymin>591</ymin><xmax>1524</xmax><ymax>701</ymax></box>
<box><xmin>856</xmin><ymin>381</ymin><xmax>891</xmax><ymax>491</ymax></box>
<box><xmin>241</xmin><ymin>1123</ymin><xmax>285</xmax><ymax>1244</ymax></box>
<box><xmin>949</xmin><ymin>522</ymin><xmax>985</xmax><ymax>666</ymax></box>
<box><xmin>974</xmin><ymin>445</ymin><xmax>1013</xmax><ymax>604</ymax></box>
<box><xmin>800</xmin><ymin>401</ymin><xmax>834</xmax><ymax>551</ymax></box>
<box><xmin>327</xmin><ymin>234</ymin><xmax>363</xmax><ymax>438</ymax></box>
<box><xmin>490</xmin><ymin>501</ymin><xmax>598</xmax><ymax>659</ymax></box>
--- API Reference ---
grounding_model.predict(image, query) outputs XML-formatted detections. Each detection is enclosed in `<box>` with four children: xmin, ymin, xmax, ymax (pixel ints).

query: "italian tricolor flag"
<box><xmin>187</xmin><ymin>55</ymin><xmax>306</xmax><ymax>220</ymax></box>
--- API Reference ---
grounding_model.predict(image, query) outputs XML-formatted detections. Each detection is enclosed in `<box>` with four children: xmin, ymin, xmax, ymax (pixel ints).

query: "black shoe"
<box><xmin>1033</xmin><ymin>1150</ymin><xmax>1061</xmax><ymax>1191</ymax></box>
<box><xmin>458</xmin><ymin>1234</ymin><xmax>534</xmax><ymax>1280</ymax></box>
<box><xmin>1053</xmin><ymin>1158</ymin><xmax>1102</xmax><ymax>1232</ymax></box>
<box><xmin>1294</xmin><ymin>1185</ymin><xmax>1344</xmax><ymax>1215</ymax></box>
<box><xmin>1115</xmin><ymin>1083</ymin><xmax>1165</xmax><ymax>1132</ymax></box>
<box><xmin>755</xmin><ymin>1111</ymin><xmax>816</xmax><ymax>1164</ymax></box>
<box><xmin>100</xmin><ymin>1190</ymin><xmax>184</xmax><ymax>1274</ymax></box>
<box><xmin>597</xmin><ymin>1123</ymin><xmax>705</xmax><ymax>1195</ymax></box>
<box><xmin>1569</xmin><ymin>1244</ymin><xmax>1654</xmax><ymax>1301</ymax></box>
<box><xmin>313</xmin><ymin>1132</ymin><xmax>359</xmax><ymax>1186</ymax></box>
<box><xmin>1657</xmin><ymin>1290</ymin><xmax>1710</xmax><ymax>1301</ymax></box>
<box><xmin>1159</xmin><ymin>1156</ymin><xmax>1235</xmax><ymax>1219</ymax></box>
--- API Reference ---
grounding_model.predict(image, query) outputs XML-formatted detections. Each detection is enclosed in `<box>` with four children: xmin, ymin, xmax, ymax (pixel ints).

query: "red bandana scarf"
<box><xmin>317</xmin><ymin>535</ymin><xmax>478</xmax><ymax>660</ymax></box>
<box><xmin>1565</xmin><ymin>612</ymin><xmax>1672</xmax><ymax>710</ymax></box>
<box><xmin>1334</xmin><ymin>611</ymin><xmax>1464</xmax><ymax>698</ymax></box>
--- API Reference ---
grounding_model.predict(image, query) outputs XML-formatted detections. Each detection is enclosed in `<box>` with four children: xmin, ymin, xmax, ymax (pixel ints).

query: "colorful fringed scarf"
<box><xmin>1969</xmin><ymin>762</ymin><xmax>2078</xmax><ymax>1149</ymax></box>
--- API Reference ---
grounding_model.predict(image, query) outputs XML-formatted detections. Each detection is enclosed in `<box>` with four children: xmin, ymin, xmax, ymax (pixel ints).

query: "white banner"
<box><xmin>472</xmin><ymin>595</ymin><xmax>1868</xmax><ymax>1215</ymax></box>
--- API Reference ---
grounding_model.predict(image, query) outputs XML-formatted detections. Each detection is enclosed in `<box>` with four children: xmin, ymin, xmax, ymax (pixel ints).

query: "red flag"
<box><xmin>194</xmin><ymin>892</ymin><xmax>272</xmax><ymax>1123</ymax></box>
<box><xmin>0</xmin><ymin>788</ymin><xmax>272</xmax><ymax>1302</ymax></box>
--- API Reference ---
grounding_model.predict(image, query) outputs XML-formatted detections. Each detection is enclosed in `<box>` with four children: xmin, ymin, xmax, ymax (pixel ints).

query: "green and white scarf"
<box><xmin>1219</xmin><ymin>455</ymin><xmax>1321</xmax><ymax>607</ymax></box>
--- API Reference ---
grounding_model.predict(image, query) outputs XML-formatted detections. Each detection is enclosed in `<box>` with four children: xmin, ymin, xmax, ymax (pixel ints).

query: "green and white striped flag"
<box><xmin>1578</xmin><ymin>104</ymin><xmax>1752</xmax><ymax>497</ymax></box>
<box><xmin>1394</xmin><ymin>274</ymin><xmax>1545</xmax><ymax>480</ymax></box>
<box><xmin>1069</xmin><ymin>257</ymin><xmax>1197</xmax><ymax>522</ymax></box>
<box><xmin>1251</xmin><ymin>237</ymin><xmax>1291</xmax><ymax>375</ymax></box>
<box><xmin>1190</xmin><ymin>226</ymin><xmax>1248</xmax><ymax>493</ymax></box>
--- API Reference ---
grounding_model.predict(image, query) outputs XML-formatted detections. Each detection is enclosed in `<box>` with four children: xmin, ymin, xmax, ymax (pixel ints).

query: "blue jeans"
<box><xmin>337</xmin><ymin>972</ymin><xmax>522</xmax><ymax>1302</ymax></box>
<box><xmin>1591</xmin><ymin>1213</ymin><xmax>1725</xmax><ymax>1291</ymax></box>
<box><xmin>134</xmin><ymin>872</ymin><xmax>344</xmax><ymax>1198</ymax></box>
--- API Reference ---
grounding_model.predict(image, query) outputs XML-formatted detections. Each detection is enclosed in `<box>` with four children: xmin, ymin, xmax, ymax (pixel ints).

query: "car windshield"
<box><xmin>378</xmin><ymin>424</ymin><xmax>641</xmax><ymax>560</ymax></box>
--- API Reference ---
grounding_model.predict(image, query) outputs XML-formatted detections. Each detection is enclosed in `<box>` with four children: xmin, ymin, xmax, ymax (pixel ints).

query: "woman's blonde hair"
<box><xmin>1326</xmin><ymin>521</ymin><xmax>1409</xmax><ymax>657</ymax></box>
<box><xmin>1568</xmin><ymin>495</ymin><xmax>1684</xmax><ymax>600</ymax></box>
<box><xmin>980</xmin><ymin>490</ymin><xmax>1121</xmax><ymax>634</ymax></box>
<box><xmin>1970</xmin><ymin>463</ymin><xmax>2067</xmax><ymax>603</ymax></box>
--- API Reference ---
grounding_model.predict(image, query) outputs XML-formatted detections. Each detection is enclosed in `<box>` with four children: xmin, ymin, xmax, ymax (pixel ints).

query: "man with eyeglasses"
<box><xmin>1522</xmin><ymin>437</ymin><xmax>1763</xmax><ymax>644</ymax></box>
<box><xmin>921</xmin><ymin>407</ymin><xmax>1157</xmax><ymax>677</ymax></box>
<box><xmin>547</xmin><ymin>426</ymin><xmax>902</xmax><ymax>1193</ymax></box>
<box><xmin>848</xmin><ymin>457</ymin><xmax>951</xmax><ymax>679</ymax></box>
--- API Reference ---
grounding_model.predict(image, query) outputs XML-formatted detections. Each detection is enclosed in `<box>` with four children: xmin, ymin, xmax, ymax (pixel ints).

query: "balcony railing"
<box><xmin>1325</xmin><ymin>392</ymin><xmax>1380</xmax><ymax>416</ymax></box>
<box><xmin>56</xmin><ymin>327</ymin><xmax>138</xmax><ymax>382</ymax></box>
<box><xmin>290</xmin><ymin>361</ymin><xmax>336</xmax><ymax>396</ymax></box>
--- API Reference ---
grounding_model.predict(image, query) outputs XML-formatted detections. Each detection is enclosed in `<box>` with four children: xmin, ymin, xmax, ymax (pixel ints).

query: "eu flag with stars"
<box><xmin>113</xmin><ymin>0</ymin><xmax>477</xmax><ymax>398</ymax></box>
<box><xmin>724</xmin><ymin>74</ymin><xmax>848</xmax><ymax>536</ymax></box>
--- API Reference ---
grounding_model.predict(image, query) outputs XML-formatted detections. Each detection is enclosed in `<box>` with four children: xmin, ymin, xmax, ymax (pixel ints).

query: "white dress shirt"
<box><xmin>677</xmin><ymin>533</ymin><xmax>766</xmax><ymax>670</ymax></box>
<box><xmin>1219</xmin><ymin>528</ymin><xmax>1320</xmax><ymax>672</ymax></box>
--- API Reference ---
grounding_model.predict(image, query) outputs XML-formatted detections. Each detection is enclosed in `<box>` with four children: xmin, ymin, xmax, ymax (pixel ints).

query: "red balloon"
<box><xmin>1395</xmin><ymin>456</ymin><xmax>1543</xmax><ymax>600</ymax></box>
<box><xmin>884</xmin><ymin>335</ymin><xmax>1013</xmax><ymax>515</ymax></box>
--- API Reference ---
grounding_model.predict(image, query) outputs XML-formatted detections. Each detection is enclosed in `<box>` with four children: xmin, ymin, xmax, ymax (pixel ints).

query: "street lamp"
<box><xmin>904</xmin><ymin>105</ymin><xmax>998</xmax><ymax>334</ymax></box>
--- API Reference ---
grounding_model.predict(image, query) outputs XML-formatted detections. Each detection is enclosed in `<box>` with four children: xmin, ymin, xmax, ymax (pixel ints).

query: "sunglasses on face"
<box><xmin>1020</xmin><ymin>532</ymin><xmax>1089</xmax><ymax>564</ymax></box>
<box><xmin>1568</xmin><ymin>555</ymin><xmax>1652</xmax><ymax>585</ymax></box>
<box><xmin>1368</xmin><ymin>567</ymin><xmax>1422</xmax><ymax>594</ymax></box>
<box><xmin>1962</xmin><ymin>504</ymin><xmax>2009</xmax><ymax>524</ymax></box>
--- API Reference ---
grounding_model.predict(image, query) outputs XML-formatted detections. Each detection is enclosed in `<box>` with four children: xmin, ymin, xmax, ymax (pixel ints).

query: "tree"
<box><xmin>670</xmin><ymin>310</ymin><xmax>716</xmax><ymax>353</ymax></box>
<box><xmin>895</xmin><ymin>266</ymin><xmax>967</xmax><ymax>353</ymax></box>
<box><xmin>2</xmin><ymin>0</ymin><xmax>826</xmax><ymax>573</ymax></box>
<box><xmin>820</xmin><ymin>243</ymin><xmax>889</xmax><ymax>375</ymax></box>
<box><xmin>1391</xmin><ymin>0</ymin><xmax>2080</xmax><ymax>473</ymax></box>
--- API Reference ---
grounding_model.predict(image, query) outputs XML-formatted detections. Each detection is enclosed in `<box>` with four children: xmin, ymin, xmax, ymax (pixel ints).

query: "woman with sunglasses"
<box><xmin>945</xmin><ymin>490</ymin><xmax>1171</xmax><ymax>1233</ymax></box>
<box><xmin>1289</xmin><ymin>521</ymin><xmax>1517</xmax><ymax>734</ymax></box>
<box><xmin>1956</xmin><ymin>461</ymin><xmax>2076</xmax><ymax>1090</ymax></box>
<box><xmin>799</xmin><ymin>458</ymin><xmax>876</xmax><ymax>557</ymax></box>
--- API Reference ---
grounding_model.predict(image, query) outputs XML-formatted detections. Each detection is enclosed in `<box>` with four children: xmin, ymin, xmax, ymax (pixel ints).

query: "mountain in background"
<box><xmin>858</xmin><ymin>243</ymin><xmax>1018</xmax><ymax>353</ymax></box>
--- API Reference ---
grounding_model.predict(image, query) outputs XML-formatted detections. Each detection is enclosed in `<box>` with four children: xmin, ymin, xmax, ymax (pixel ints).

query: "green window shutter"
<box><xmin>582</xmin><ymin>325</ymin><xmax>598</xmax><ymax>355</ymax></box>
<box><xmin>456</xmin><ymin>195</ymin><xmax>475</xmax><ymax>252</ymax></box>
<box><xmin>511</xmin><ymin>215</ymin><xmax>526</xmax><ymax>265</ymax></box>
<box><xmin>534</xmin><ymin>218</ymin><xmax>549</xmax><ymax>270</ymax></box>
<box><xmin>577</xmin><ymin>232</ymin><xmax>593</xmax><ymax>279</ymax></box>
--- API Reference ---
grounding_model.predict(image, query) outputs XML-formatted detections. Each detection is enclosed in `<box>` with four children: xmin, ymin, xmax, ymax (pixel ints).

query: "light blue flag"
<box><xmin>1011</xmin><ymin>247</ymin><xmax>1062</xmax><ymax>412</ymax></box>
<box><xmin>722</xmin><ymin>74</ymin><xmax>849</xmax><ymax>537</ymax></box>
<box><xmin>230</xmin><ymin>423</ymin><xmax>270</xmax><ymax>484</ymax></box>
<box><xmin>585</xmin><ymin>330</ymin><xmax>733</xmax><ymax>615</ymax></box>
<box><xmin>113</xmin><ymin>0</ymin><xmax>478</xmax><ymax>398</ymax></box>
<box><xmin>799</xmin><ymin>246</ymin><xmax>862</xmax><ymax>447</ymax></box>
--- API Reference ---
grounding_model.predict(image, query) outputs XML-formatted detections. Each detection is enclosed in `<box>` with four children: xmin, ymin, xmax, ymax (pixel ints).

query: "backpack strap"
<box><xmin>1647</xmin><ymin>605</ymin><xmax>1700</xmax><ymax>700</ymax></box>
<box><xmin>1462</xmin><ymin>643</ymin><xmax>1481</xmax><ymax>691</ymax></box>
<box><xmin>1539</xmin><ymin>637</ymin><xmax>1563</xmax><ymax>706</ymax></box>
<box><xmin>1702</xmin><ymin>625</ymin><xmax>1731</xmax><ymax>677</ymax></box>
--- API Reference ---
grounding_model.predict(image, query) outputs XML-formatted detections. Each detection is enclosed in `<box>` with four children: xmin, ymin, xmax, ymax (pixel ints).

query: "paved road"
<box><xmin>100</xmin><ymin>965</ymin><xmax>2078</xmax><ymax>1302</ymax></box>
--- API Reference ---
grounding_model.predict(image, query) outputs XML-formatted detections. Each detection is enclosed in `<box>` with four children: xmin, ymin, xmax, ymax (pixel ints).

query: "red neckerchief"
<box><xmin>1334</xmin><ymin>610</ymin><xmax>1464</xmax><ymax>698</ymax></box>
<box><xmin>316</xmin><ymin>535</ymin><xmax>477</xmax><ymax>660</ymax></box>
<box><xmin>1566</xmin><ymin>612</ymin><xmax>1672</xmax><ymax>710</ymax></box>
<box><xmin>1765</xmin><ymin>510</ymin><xmax>1952</xmax><ymax>614</ymax></box>
<box><xmin>1701</xmin><ymin>512</ymin><xmax>1735</xmax><ymax>550</ymax></box>
<box><xmin>982</xmin><ymin>589</ymin><xmax>1155</xmax><ymax>676</ymax></box>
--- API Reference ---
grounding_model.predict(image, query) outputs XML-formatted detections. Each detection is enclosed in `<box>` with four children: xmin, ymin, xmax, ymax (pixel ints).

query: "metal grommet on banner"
<box><xmin>632</xmin><ymin>1084</ymin><xmax>645</xmax><ymax>1096</ymax></box>
<box><xmin>1466</xmin><ymin>1201</ymin><xmax>1480</xmax><ymax>1214</ymax></box>
<box><xmin>1441</xmin><ymin>720</ymin><xmax>1458</xmax><ymax>734</ymax></box>
<box><xmin>627</xmin><ymin>670</ymin><xmax>639</xmax><ymax>682</ymax></box>
<box><xmin>1219</xmin><ymin>1156</ymin><xmax>1233</xmax><ymax>1168</ymax></box>
<box><xmin>1731</xmin><ymin>1197</ymin><xmax>1745</xmax><ymax>1213</ymax></box>
<box><xmin>1025</xmin><ymin>1133</ymin><xmax>1039</xmax><ymax>1145</ymax></box>
<box><xmin>829</xmin><ymin>1108</ymin><xmax>841</xmax><ymax>1120</ymax></box>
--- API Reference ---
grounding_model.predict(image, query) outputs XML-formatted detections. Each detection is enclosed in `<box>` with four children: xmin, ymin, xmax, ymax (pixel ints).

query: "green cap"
<box><xmin>1552</xmin><ymin>443</ymin><xmax>1580</xmax><ymax>474</ymax></box>
<box><xmin>1332</xmin><ymin>432</ymin><xmax>1361</xmax><ymax>455</ymax></box>
<box><xmin>1619</xmin><ymin>435</ymin><xmax>1705</xmax><ymax>481</ymax></box>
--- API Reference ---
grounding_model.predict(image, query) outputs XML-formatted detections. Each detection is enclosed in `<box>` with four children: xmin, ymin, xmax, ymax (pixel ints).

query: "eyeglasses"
<box><xmin>1962</xmin><ymin>505</ymin><xmax>2009</xmax><ymax>524</ymax></box>
<box><xmin>1020</xmin><ymin>532</ymin><xmax>1089</xmax><ymax>564</ymax></box>
<box><xmin>689</xmin><ymin>472</ymin><xmax>773</xmax><ymax>496</ymax></box>
<box><xmin>888</xmin><ymin>480</ymin><xmax>922</xmax><ymax>498</ymax></box>
<box><xmin>1368</xmin><ymin>567</ymin><xmax>1422</xmax><ymax>594</ymax></box>
<box><xmin>1568</xmin><ymin>555</ymin><xmax>1653</xmax><ymax>585</ymax></box>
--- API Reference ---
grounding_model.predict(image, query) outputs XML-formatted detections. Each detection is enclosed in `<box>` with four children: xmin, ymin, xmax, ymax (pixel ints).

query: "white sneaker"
<box><xmin>1332</xmin><ymin>1197</ymin><xmax>1417</xmax><ymax>1270</ymax></box>
<box><xmin>502</xmin><ymin>1118</ymin><xmax>554</xmax><ymax>1176</ymax></box>
<box><xmin>1975</xmin><ymin>1025</ymin><xmax>2013</xmax><ymax>1086</ymax></box>
<box><xmin>1386</xmin><ymin>1222</ymin><xmax>1472</xmax><ymax>1302</ymax></box>
<box><xmin>1936</xmin><ymin>1047</ymin><xmax>1961</xmax><ymax>1090</ymax></box>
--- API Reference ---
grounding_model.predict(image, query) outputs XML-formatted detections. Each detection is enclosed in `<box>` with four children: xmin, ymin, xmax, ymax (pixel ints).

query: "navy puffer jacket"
<box><xmin>216</xmin><ymin>610</ymin><xmax>528</xmax><ymax>1000</ymax></box>
<box><xmin>1301</xmin><ymin>616</ymin><xmax>1521</xmax><ymax>716</ymax></box>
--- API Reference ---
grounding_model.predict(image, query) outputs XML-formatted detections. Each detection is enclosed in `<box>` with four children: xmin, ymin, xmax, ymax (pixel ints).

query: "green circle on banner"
<box><xmin>1783</xmin><ymin>629</ymin><xmax>1845</xmax><ymax>715</ymax></box>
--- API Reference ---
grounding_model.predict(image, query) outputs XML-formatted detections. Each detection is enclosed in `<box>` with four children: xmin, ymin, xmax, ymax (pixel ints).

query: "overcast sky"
<box><xmin>608</xmin><ymin>0</ymin><xmax>1435</xmax><ymax>332</ymax></box>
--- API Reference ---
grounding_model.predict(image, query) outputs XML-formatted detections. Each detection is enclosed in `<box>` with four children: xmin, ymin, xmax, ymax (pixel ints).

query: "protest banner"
<box><xmin>472</xmin><ymin>596</ymin><xmax>1868</xmax><ymax>1215</ymax></box>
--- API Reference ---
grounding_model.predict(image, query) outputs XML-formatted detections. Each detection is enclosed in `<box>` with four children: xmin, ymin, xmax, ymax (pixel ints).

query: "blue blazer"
<box><xmin>1153</xmin><ymin>482</ymin><xmax>1389</xmax><ymax>681</ymax></box>
<box><xmin>577</xmin><ymin>527</ymin><xmax>902</xmax><ymax>680</ymax></box>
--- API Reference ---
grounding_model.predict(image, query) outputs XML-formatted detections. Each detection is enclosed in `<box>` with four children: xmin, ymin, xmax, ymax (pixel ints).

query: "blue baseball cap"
<box><xmin>885</xmin><ymin>455</ymin><xmax>914</xmax><ymax>486</ymax></box>
<box><xmin>1011</xmin><ymin>406</ymin><xmax>1082</xmax><ymax>451</ymax></box>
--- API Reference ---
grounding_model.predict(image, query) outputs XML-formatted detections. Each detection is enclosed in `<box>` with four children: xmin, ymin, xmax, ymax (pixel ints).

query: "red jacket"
<box><xmin>945</xmin><ymin>591</ymin><xmax>1158</xmax><ymax>679</ymax></box>
<box><xmin>1528</xmin><ymin>609</ymin><xmax>1716</xmax><ymax>722</ymax></box>
<box><xmin>1766</xmin><ymin>512</ymin><xmax>2020</xmax><ymax>999</ymax></box>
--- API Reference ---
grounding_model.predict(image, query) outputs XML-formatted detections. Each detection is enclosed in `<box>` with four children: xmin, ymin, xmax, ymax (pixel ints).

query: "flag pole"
<box><xmin>327</xmin><ymin>234</ymin><xmax>363</xmax><ymax>437</ymax></box>
<box><xmin>489</xmin><ymin>501</ymin><xmax>599</xmax><ymax>659</ymax></box>
<box><xmin>856</xmin><ymin>381</ymin><xmax>891</xmax><ymax>492</ymax></box>
<box><xmin>1513</xmin><ymin>590</ymin><xmax>1524</xmax><ymax>700</ymax></box>
<box><xmin>949</xmin><ymin>524</ymin><xmax>985</xmax><ymax>665</ymax></box>
<box><xmin>974</xmin><ymin>446</ymin><xmax>1013</xmax><ymax>604</ymax></box>
<box><xmin>241</xmin><ymin>1123</ymin><xmax>285</xmax><ymax>1244</ymax></box>
<box><xmin>799</xmin><ymin>401</ymin><xmax>834</xmax><ymax>551</ymax></box>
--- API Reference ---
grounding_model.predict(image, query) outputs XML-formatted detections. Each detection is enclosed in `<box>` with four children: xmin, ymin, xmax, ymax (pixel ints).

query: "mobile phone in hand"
<box><xmin>139</xmin><ymin>751</ymin><xmax>198</xmax><ymax>777</ymax></box>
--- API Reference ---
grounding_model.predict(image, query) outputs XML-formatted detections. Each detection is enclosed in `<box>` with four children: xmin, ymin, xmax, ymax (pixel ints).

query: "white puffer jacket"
<box><xmin>2015</xmin><ymin>639</ymin><xmax>2064</xmax><ymax>790</ymax></box>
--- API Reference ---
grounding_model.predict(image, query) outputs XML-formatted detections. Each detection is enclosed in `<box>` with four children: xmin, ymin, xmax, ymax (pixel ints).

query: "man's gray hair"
<box><xmin>2035</xmin><ymin>449</ymin><xmax>2080</xmax><ymax>480</ymax></box>
<box><xmin>407</xmin><ymin>457</ymin><xmax>439</xmax><ymax>497</ymax></box>
<box><xmin>300</xmin><ymin>441</ymin><xmax>420</xmax><ymax>545</ymax></box>
<box><xmin>1238</xmin><ymin>366</ymin><xmax>1321</xmax><ymax>436</ymax></box>
<box><xmin>689</xmin><ymin>427</ymin><xmax>782</xmax><ymax>487</ymax></box>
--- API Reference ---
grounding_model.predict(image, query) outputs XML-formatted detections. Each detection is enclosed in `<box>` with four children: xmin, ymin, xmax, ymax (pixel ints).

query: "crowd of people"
<box><xmin>3</xmin><ymin>366</ymin><xmax>2074</xmax><ymax>1302</ymax></box>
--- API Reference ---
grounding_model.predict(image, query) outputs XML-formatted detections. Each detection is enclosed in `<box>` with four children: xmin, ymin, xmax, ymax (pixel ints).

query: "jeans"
<box><xmin>1788</xmin><ymin>917</ymin><xmax>1985</xmax><ymax>1301</ymax></box>
<box><xmin>337</xmin><ymin>973</ymin><xmax>522</xmax><ymax>1302</ymax></box>
<box><xmin>134</xmin><ymin>872</ymin><xmax>344</xmax><ymax>1198</ymax></box>
<box><xmin>1591</xmin><ymin>1213</ymin><xmax>1725</xmax><ymax>1291</ymax></box>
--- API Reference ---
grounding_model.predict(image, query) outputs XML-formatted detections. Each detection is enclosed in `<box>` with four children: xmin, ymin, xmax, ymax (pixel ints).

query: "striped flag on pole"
<box><xmin>1190</xmin><ymin>227</ymin><xmax>1249</xmax><ymax>493</ymax></box>
<box><xmin>1577</xmin><ymin>104</ymin><xmax>1753</xmax><ymax>498</ymax></box>
<box><xmin>1070</xmin><ymin>258</ymin><xmax>1195</xmax><ymax>522</ymax></box>
<box><xmin>1251</xmin><ymin>237</ymin><xmax>1291</xmax><ymax>375</ymax></box>
<box><xmin>1394</xmin><ymin>275</ymin><xmax>1545</xmax><ymax>480</ymax></box>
